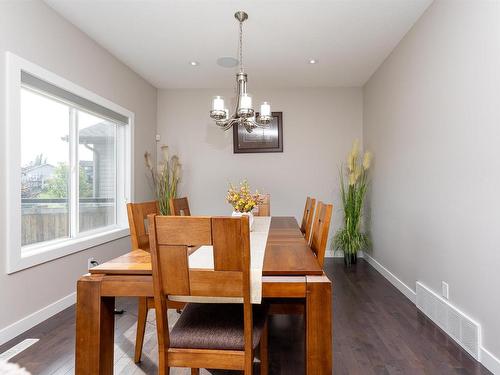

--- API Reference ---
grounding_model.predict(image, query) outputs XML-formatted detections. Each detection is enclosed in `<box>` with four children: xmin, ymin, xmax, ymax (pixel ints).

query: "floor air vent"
<box><xmin>416</xmin><ymin>282</ymin><xmax>480</xmax><ymax>360</ymax></box>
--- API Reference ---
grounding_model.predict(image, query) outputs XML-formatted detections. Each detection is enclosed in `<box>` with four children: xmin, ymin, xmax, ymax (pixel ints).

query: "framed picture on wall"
<box><xmin>233</xmin><ymin>112</ymin><xmax>283</xmax><ymax>153</ymax></box>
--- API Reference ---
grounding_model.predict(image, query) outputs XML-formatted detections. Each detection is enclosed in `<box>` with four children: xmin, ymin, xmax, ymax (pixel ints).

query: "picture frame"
<box><xmin>233</xmin><ymin>111</ymin><xmax>283</xmax><ymax>153</ymax></box>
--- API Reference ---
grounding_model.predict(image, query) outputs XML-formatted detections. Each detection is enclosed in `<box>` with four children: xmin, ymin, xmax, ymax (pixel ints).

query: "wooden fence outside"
<box><xmin>22</xmin><ymin>199</ymin><xmax>115</xmax><ymax>246</ymax></box>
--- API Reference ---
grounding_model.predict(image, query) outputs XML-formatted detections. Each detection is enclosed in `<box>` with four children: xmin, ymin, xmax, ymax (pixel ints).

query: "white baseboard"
<box><xmin>481</xmin><ymin>347</ymin><xmax>500</xmax><ymax>375</ymax></box>
<box><xmin>363</xmin><ymin>252</ymin><xmax>416</xmax><ymax>304</ymax></box>
<box><xmin>0</xmin><ymin>292</ymin><xmax>76</xmax><ymax>346</ymax></box>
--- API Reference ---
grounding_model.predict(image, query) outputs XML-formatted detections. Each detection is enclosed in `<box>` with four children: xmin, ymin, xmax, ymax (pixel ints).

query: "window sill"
<box><xmin>7</xmin><ymin>226</ymin><xmax>130</xmax><ymax>274</ymax></box>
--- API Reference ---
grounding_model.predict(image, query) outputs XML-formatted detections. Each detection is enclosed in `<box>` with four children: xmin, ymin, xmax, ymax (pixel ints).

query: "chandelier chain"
<box><xmin>239</xmin><ymin>20</ymin><xmax>244</xmax><ymax>72</ymax></box>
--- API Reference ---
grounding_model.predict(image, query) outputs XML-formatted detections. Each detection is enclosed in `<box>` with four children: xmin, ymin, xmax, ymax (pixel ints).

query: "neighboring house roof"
<box><xmin>60</xmin><ymin>122</ymin><xmax>114</xmax><ymax>145</ymax></box>
<box><xmin>22</xmin><ymin>163</ymin><xmax>55</xmax><ymax>175</ymax></box>
<box><xmin>79</xmin><ymin>122</ymin><xmax>114</xmax><ymax>144</ymax></box>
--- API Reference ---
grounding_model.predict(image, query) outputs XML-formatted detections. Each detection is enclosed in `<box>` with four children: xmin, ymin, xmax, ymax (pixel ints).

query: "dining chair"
<box><xmin>310</xmin><ymin>201</ymin><xmax>333</xmax><ymax>268</ymax></box>
<box><xmin>169</xmin><ymin>197</ymin><xmax>191</xmax><ymax>216</ymax></box>
<box><xmin>255</xmin><ymin>194</ymin><xmax>271</xmax><ymax>216</ymax></box>
<box><xmin>268</xmin><ymin>197</ymin><xmax>321</xmax><ymax>316</ymax></box>
<box><xmin>148</xmin><ymin>215</ymin><xmax>268</xmax><ymax>375</ymax></box>
<box><xmin>127</xmin><ymin>201</ymin><xmax>158</xmax><ymax>363</ymax></box>
<box><xmin>126</xmin><ymin>201</ymin><xmax>184</xmax><ymax>363</ymax></box>
<box><xmin>300</xmin><ymin>196</ymin><xmax>316</xmax><ymax>243</ymax></box>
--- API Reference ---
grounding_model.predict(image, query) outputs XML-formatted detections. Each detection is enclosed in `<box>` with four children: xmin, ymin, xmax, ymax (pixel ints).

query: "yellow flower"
<box><xmin>227</xmin><ymin>180</ymin><xmax>263</xmax><ymax>212</ymax></box>
<box><xmin>362</xmin><ymin>151</ymin><xmax>372</xmax><ymax>170</ymax></box>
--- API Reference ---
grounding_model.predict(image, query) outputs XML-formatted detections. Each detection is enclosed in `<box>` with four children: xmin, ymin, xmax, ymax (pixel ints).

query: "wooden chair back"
<box><xmin>170</xmin><ymin>197</ymin><xmax>191</xmax><ymax>216</ymax></box>
<box><xmin>127</xmin><ymin>200</ymin><xmax>159</xmax><ymax>251</ymax></box>
<box><xmin>255</xmin><ymin>194</ymin><xmax>271</xmax><ymax>216</ymax></box>
<box><xmin>310</xmin><ymin>201</ymin><xmax>333</xmax><ymax>267</ymax></box>
<box><xmin>148</xmin><ymin>215</ymin><xmax>254</xmax><ymax>363</ymax></box>
<box><xmin>300</xmin><ymin>197</ymin><xmax>316</xmax><ymax>242</ymax></box>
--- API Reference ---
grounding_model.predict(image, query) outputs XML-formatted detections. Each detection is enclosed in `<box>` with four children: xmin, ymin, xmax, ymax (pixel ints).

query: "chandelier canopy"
<box><xmin>209</xmin><ymin>11</ymin><xmax>272</xmax><ymax>133</ymax></box>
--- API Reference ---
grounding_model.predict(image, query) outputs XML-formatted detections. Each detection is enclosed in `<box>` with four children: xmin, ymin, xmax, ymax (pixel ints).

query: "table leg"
<box><xmin>306</xmin><ymin>275</ymin><xmax>333</xmax><ymax>374</ymax></box>
<box><xmin>75</xmin><ymin>275</ymin><xmax>115</xmax><ymax>374</ymax></box>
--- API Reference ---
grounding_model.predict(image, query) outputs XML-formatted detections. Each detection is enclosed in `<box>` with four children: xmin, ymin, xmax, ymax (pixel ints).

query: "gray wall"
<box><xmin>0</xmin><ymin>0</ymin><xmax>157</xmax><ymax>332</ymax></box>
<box><xmin>363</xmin><ymin>0</ymin><xmax>500</xmax><ymax>360</ymax></box>
<box><xmin>157</xmin><ymin>87</ymin><xmax>363</xmax><ymax>253</ymax></box>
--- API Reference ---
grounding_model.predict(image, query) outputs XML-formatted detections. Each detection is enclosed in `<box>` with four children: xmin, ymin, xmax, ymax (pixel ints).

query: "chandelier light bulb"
<box><xmin>212</xmin><ymin>96</ymin><xmax>225</xmax><ymax>111</ymax></box>
<box><xmin>260</xmin><ymin>102</ymin><xmax>271</xmax><ymax>117</ymax></box>
<box><xmin>239</xmin><ymin>94</ymin><xmax>252</xmax><ymax>110</ymax></box>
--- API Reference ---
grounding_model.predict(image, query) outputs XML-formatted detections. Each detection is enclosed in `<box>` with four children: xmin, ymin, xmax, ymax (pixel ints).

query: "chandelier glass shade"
<box><xmin>210</xmin><ymin>11</ymin><xmax>272</xmax><ymax>133</ymax></box>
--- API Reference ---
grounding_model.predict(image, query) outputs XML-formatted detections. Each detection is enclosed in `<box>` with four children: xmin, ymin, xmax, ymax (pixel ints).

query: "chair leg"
<box><xmin>191</xmin><ymin>369</ymin><xmax>200</xmax><ymax>375</ymax></box>
<box><xmin>245</xmin><ymin>351</ymin><xmax>253</xmax><ymax>375</ymax></box>
<box><xmin>259</xmin><ymin>320</ymin><xmax>269</xmax><ymax>375</ymax></box>
<box><xmin>134</xmin><ymin>297</ymin><xmax>148</xmax><ymax>363</ymax></box>
<box><xmin>157</xmin><ymin>351</ymin><xmax>169</xmax><ymax>375</ymax></box>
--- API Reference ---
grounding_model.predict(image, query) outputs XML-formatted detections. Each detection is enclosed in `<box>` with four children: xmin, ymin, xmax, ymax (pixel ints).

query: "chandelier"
<box><xmin>209</xmin><ymin>11</ymin><xmax>272</xmax><ymax>133</ymax></box>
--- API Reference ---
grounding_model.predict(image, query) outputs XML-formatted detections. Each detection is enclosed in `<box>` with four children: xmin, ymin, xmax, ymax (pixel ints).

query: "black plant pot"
<box><xmin>344</xmin><ymin>252</ymin><xmax>357</xmax><ymax>266</ymax></box>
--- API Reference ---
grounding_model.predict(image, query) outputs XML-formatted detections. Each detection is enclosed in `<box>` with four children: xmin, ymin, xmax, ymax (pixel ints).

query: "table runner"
<box><xmin>169</xmin><ymin>216</ymin><xmax>271</xmax><ymax>304</ymax></box>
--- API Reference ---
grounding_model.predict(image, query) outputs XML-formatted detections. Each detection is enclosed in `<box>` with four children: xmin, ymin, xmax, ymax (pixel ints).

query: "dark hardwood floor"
<box><xmin>0</xmin><ymin>258</ymin><xmax>491</xmax><ymax>374</ymax></box>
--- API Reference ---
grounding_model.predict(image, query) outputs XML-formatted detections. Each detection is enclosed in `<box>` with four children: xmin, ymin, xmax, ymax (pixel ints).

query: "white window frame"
<box><xmin>5</xmin><ymin>52</ymin><xmax>134</xmax><ymax>274</ymax></box>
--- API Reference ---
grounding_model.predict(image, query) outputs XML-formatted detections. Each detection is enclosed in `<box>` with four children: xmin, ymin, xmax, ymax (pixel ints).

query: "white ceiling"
<box><xmin>44</xmin><ymin>0</ymin><xmax>432</xmax><ymax>89</ymax></box>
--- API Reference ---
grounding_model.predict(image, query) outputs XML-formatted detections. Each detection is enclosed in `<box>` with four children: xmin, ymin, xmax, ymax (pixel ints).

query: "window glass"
<box><xmin>77</xmin><ymin>110</ymin><xmax>117</xmax><ymax>232</ymax></box>
<box><xmin>21</xmin><ymin>88</ymin><xmax>70</xmax><ymax>247</ymax></box>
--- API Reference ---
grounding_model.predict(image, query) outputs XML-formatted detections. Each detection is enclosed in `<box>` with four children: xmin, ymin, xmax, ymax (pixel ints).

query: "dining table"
<box><xmin>74</xmin><ymin>216</ymin><xmax>333</xmax><ymax>374</ymax></box>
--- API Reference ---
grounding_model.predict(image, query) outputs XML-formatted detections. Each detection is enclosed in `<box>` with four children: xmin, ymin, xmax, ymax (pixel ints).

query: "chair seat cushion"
<box><xmin>170</xmin><ymin>303</ymin><xmax>268</xmax><ymax>351</ymax></box>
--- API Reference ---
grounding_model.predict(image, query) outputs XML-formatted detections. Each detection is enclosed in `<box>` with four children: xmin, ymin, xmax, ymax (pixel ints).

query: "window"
<box><xmin>21</xmin><ymin>89</ymin><xmax>120</xmax><ymax>248</ymax></box>
<box><xmin>6</xmin><ymin>53</ymin><xmax>133</xmax><ymax>273</ymax></box>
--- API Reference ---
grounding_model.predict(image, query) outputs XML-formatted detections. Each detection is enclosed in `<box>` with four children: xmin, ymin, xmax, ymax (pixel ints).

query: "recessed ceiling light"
<box><xmin>308</xmin><ymin>59</ymin><xmax>318</xmax><ymax>64</ymax></box>
<box><xmin>189</xmin><ymin>61</ymin><xmax>199</xmax><ymax>66</ymax></box>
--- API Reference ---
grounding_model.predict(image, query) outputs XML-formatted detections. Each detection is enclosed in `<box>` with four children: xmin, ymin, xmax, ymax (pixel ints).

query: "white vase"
<box><xmin>232</xmin><ymin>210</ymin><xmax>254</xmax><ymax>230</ymax></box>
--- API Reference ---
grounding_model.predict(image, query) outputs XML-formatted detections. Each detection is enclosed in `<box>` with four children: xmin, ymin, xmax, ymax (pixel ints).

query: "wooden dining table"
<box><xmin>75</xmin><ymin>216</ymin><xmax>333</xmax><ymax>374</ymax></box>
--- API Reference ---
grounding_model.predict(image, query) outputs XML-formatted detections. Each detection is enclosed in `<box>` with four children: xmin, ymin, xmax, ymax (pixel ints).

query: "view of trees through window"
<box><xmin>21</xmin><ymin>87</ymin><xmax>117</xmax><ymax>248</ymax></box>
<box><xmin>22</xmin><ymin>158</ymin><xmax>93</xmax><ymax>199</ymax></box>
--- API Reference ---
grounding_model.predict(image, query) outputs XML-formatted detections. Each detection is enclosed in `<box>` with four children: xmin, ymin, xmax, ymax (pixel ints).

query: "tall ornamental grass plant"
<box><xmin>144</xmin><ymin>145</ymin><xmax>181</xmax><ymax>215</ymax></box>
<box><xmin>334</xmin><ymin>140</ymin><xmax>372</xmax><ymax>266</ymax></box>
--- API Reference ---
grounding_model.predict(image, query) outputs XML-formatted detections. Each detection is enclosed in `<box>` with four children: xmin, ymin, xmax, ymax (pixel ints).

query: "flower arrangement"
<box><xmin>144</xmin><ymin>145</ymin><xmax>181</xmax><ymax>215</ymax></box>
<box><xmin>226</xmin><ymin>180</ymin><xmax>261</xmax><ymax>213</ymax></box>
<box><xmin>333</xmin><ymin>140</ymin><xmax>372</xmax><ymax>266</ymax></box>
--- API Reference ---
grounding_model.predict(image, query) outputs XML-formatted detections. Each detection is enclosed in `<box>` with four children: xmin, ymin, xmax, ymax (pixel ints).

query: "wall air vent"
<box><xmin>416</xmin><ymin>282</ymin><xmax>480</xmax><ymax>360</ymax></box>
